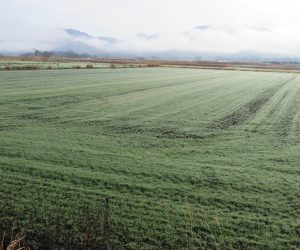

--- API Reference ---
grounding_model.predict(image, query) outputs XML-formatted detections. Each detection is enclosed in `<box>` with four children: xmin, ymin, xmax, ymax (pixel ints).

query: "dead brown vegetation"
<box><xmin>2</xmin><ymin>56</ymin><xmax>300</xmax><ymax>73</ymax></box>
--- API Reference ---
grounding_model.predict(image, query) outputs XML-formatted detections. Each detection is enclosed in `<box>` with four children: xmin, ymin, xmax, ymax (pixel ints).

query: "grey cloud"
<box><xmin>97</xmin><ymin>37</ymin><xmax>118</xmax><ymax>44</ymax></box>
<box><xmin>194</xmin><ymin>25</ymin><xmax>211</xmax><ymax>31</ymax></box>
<box><xmin>64</xmin><ymin>29</ymin><xmax>93</xmax><ymax>38</ymax></box>
<box><xmin>193</xmin><ymin>25</ymin><xmax>236</xmax><ymax>34</ymax></box>
<box><xmin>247</xmin><ymin>26</ymin><xmax>272</xmax><ymax>32</ymax></box>
<box><xmin>64</xmin><ymin>29</ymin><xmax>117</xmax><ymax>44</ymax></box>
<box><xmin>137</xmin><ymin>33</ymin><xmax>159</xmax><ymax>40</ymax></box>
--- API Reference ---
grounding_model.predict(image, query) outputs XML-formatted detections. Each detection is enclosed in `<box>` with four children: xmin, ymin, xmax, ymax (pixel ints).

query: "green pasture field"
<box><xmin>0</xmin><ymin>67</ymin><xmax>299</xmax><ymax>249</ymax></box>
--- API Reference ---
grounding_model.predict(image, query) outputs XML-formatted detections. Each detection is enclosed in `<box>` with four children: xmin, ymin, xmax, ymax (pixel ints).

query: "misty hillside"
<box><xmin>1</xmin><ymin>28</ymin><xmax>300</xmax><ymax>62</ymax></box>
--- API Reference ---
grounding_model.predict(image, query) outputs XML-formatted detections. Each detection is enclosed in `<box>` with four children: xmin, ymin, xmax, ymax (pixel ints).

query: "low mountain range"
<box><xmin>2</xmin><ymin>28</ymin><xmax>300</xmax><ymax>62</ymax></box>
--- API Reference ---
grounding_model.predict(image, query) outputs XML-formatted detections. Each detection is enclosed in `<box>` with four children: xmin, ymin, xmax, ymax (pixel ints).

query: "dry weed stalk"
<box><xmin>6</xmin><ymin>236</ymin><xmax>26</xmax><ymax>250</ymax></box>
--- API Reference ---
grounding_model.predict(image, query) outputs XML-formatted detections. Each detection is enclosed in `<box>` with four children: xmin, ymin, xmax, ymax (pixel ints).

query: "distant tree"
<box><xmin>109</xmin><ymin>63</ymin><xmax>116</xmax><ymax>69</ymax></box>
<box><xmin>41</xmin><ymin>51</ymin><xmax>53</xmax><ymax>61</ymax></box>
<box><xmin>33</xmin><ymin>49</ymin><xmax>40</xmax><ymax>56</ymax></box>
<box><xmin>32</xmin><ymin>49</ymin><xmax>53</xmax><ymax>61</ymax></box>
<box><xmin>63</xmin><ymin>50</ymin><xmax>80</xmax><ymax>58</ymax></box>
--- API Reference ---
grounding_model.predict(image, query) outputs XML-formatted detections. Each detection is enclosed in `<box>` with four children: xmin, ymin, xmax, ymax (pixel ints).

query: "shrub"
<box><xmin>147</xmin><ymin>62</ymin><xmax>161</xmax><ymax>67</ymax></box>
<box><xmin>3</xmin><ymin>65</ymin><xmax>39</xmax><ymax>70</ymax></box>
<box><xmin>109</xmin><ymin>63</ymin><xmax>116</xmax><ymax>69</ymax></box>
<box><xmin>4</xmin><ymin>65</ymin><xmax>11</xmax><ymax>70</ymax></box>
<box><xmin>86</xmin><ymin>64</ymin><xmax>94</xmax><ymax>69</ymax></box>
<box><xmin>72</xmin><ymin>65</ymin><xmax>81</xmax><ymax>69</ymax></box>
<box><xmin>22</xmin><ymin>65</ymin><xmax>39</xmax><ymax>70</ymax></box>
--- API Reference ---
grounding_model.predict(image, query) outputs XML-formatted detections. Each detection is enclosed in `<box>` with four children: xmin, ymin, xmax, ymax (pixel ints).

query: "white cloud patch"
<box><xmin>1</xmin><ymin>0</ymin><xmax>300</xmax><ymax>55</ymax></box>
<box><xmin>137</xmin><ymin>33</ymin><xmax>159</xmax><ymax>40</ymax></box>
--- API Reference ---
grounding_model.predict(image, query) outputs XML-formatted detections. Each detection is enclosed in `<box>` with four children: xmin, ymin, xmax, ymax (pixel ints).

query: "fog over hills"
<box><xmin>1</xmin><ymin>28</ymin><xmax>300</xmax><ymax>62</ymax></box>
<box><xmin>2</xmin><ymin>0</ymin><xmax>300</xmax><ymax>62</ymax></box>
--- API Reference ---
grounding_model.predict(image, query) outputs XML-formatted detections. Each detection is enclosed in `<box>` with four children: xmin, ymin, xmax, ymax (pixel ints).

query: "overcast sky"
<box><xmin>1</xmin><ymin>0</ymin><xmax>300</xmax><ymax>55</ymax></box>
